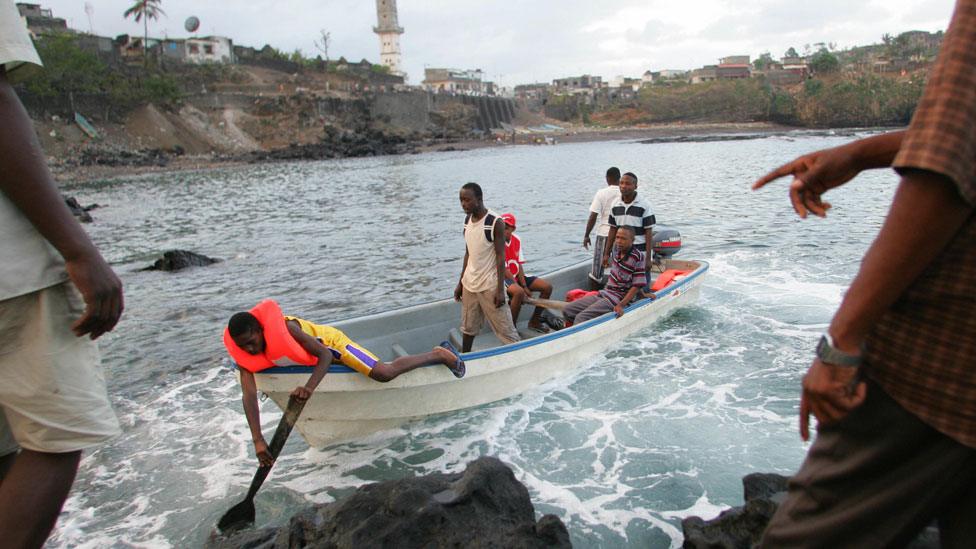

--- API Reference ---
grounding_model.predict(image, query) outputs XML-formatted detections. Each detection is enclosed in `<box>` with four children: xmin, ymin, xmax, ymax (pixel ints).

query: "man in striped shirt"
<box><xmin>563</xmin><ymin>227</ymin><xmax>646</xmax><ymax>326</ymax></box>
<box><xmin>602</xmin><ymin>171</ymin><xmax>655</xmax><ymax>272</ymax></box>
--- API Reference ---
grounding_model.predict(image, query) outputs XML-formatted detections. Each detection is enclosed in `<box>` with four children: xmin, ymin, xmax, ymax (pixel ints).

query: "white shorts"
<box><xmin>0</xmin><ymin>283</ymin><xmax>120</xmax><ymax>454</ymax></box>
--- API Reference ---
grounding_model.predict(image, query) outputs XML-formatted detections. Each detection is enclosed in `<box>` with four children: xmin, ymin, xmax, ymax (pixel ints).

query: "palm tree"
<box><xmin>123</xmin><ymin>0</ymin><xmax>165</xmax><ymax>64</ymax></box>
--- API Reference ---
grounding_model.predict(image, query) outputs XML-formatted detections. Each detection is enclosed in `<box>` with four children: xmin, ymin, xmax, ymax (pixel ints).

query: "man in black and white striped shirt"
<box><xmin>602</xmin><ymin>172</ymin><xmax>655</xmax><ymax>266</ymax></box>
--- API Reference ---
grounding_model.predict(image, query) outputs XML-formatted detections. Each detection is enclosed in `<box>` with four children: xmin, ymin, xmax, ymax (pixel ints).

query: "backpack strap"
<box><xmin>483</xmin><ymin>213</ymin><xmax>496</xmax><ymax>243</ymax></box>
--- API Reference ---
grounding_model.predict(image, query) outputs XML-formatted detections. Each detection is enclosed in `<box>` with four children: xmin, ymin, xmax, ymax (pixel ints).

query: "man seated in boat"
<box><xmin>563</xmin><ymin>227</ymin><xmax>647</xmax><ymax>326</ymax></box>
<box><xmin>223</xmin><ymin>300</ymin><xmax>465</xmax><ymax>465</ymax></box>
<box><xmin>500</xmin><ymin>212</ymin><xmax>555</xmax><ymax>333</ymax></box>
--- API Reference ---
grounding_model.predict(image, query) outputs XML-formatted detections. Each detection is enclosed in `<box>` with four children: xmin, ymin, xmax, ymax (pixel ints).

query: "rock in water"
<box><xmin>142</xmin><ymin>250</ymin><xmax>221</xmax><ymax>272</ymax></box>
<box><xmin>64</xmin><ymin>195</ymin><xmax>95</xmax><ymax>223</ymax></box>
<box><xmin>682</xmin><ymin>473</ymin><xmax>789</xmax><ymax>548</ymax></box>
<box><xmin>682</xmin><ymin>472</ymin><xmax>939</xmax><ymax>548</ymax></box>
<box><xmin>209</xmin><ymin>456</ymin><xmax>570</xmax><ymax>549</ymax></box>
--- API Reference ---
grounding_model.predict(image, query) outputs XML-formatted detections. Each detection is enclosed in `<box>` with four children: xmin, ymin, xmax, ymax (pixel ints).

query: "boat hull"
<box><xmin>250</xmin><ymin>259</ymin><xmax>707</xmax><ymax>447</ymax></box>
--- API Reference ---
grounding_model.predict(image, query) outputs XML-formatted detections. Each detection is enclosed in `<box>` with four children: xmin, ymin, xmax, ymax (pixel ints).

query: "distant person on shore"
<box><xmin>455</xmin><ymin>183</ymin><xmax>520</xmax><ymax>352</ymax></box>
<box><xmin>583</xmin><ymin>167</ymin><xmax>621</xmax><ymax>290</ymax></box>
<box><xmin>500</xmin><ymin>213</ymin><xmax>554</xmax><ymax>333</ymax></box>
<box><xmin>564</xmin><ymin>227</ymin><xmax>646</xmax><ymax>326</ymax></box>
<box><xmin>0</xmin><ymin>2</ymin><xmax>125</xmax><ymax>546</ymax></box>
<box><xmin>602</xmin><ymin>172</ymin><xmax>655</xmax><ymax>294</ymax></box>
<box><xmin>224</xmin><ymin>300</ymin><xmax>465</xmax><ymax>466</ymax></box>
<box><xmin>753</xmin><ymin>2</ymin><xmax>976</xmax><ymax>545</ymax></box>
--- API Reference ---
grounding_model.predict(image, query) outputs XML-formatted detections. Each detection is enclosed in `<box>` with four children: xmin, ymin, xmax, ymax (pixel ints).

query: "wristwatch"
<box><xmin>816</xmin><ymin>333</ymin><xmax>862</xmax><ymax>367</ymax></box>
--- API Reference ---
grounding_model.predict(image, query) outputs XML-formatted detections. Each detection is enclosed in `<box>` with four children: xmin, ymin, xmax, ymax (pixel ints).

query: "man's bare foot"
<box><xmin>527</xmin><ymin>321</ymin><xmax>550</xmax><ymax>333</ymax></box>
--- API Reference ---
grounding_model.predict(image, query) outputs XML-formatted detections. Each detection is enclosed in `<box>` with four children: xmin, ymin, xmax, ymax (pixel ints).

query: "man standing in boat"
<box><xmin>583</xmin><ymin>167</ymin><xmax>621</xmax><ymax>290</ymax></box>
<box><xmin>602</xmin><ymin>172</ymin><xmax>655</xmax><ymax>286</ymax></box>
<box><xmin>564</xmin><ymin>227</ymin><xmax>646</xmax><ymax>326</ymax></box>
<box><xmin>455</xmin><ymin>183</ymin><xmax>520</xmax><ymax>352</ymax></box>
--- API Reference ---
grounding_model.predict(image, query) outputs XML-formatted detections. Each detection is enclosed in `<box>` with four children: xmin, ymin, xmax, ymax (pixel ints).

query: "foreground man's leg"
<box><xmin>0</xmin><ymin>449</ymin><xmax>82</xmax><ymax>548</ymax></box>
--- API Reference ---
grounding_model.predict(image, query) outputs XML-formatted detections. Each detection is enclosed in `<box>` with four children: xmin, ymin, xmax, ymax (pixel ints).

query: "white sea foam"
<box><xmin>47</xmin><ymin>135</ymin><xmax>886</xmax><ymax>547</ymax></box>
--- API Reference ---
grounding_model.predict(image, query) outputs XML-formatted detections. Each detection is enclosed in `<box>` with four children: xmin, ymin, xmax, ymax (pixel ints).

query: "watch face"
<box><xmin>816</xmin><ymin>334</ymin><xmax>861</xmax><ymax>367</ymax></box>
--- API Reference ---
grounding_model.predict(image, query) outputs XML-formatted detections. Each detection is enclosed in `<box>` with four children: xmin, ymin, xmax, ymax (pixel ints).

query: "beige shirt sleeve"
<box><xmin>0</xmin><ymin>0</ymin><xmax>42</xmax><ymax>75</ymax></box>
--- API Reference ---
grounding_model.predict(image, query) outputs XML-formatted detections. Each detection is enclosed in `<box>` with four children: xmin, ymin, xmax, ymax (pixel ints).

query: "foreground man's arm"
<box><xmin>0</xmin><ymin>68</ymin><xmax>123</xmax><ymax>338</ymax></box>
<box><xmin>752</xmin><ymin>133</ymin><xmax>973</xmax><ymax>440</ymax></box>
<box><xmin>752</xmin><ymin>131</ymin><xmax>906</xmax><ymax>218</ymax></box>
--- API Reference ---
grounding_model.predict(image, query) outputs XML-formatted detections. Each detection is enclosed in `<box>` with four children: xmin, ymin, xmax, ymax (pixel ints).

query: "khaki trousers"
<box><xmin>460</xmin><ymin>288</ymin><xmax>519</xmax><ymax>345</ymax></box>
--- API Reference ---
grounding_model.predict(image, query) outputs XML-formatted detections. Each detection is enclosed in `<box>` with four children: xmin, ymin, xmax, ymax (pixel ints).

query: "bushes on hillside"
<box><xmin>577</xmin><ymin>73</ymin><xmax>923</xmax><ymax>128</ymax></box>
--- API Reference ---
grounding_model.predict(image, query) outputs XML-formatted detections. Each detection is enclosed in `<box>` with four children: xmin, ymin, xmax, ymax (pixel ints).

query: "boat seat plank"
<box><xmin>391</xmin><ymin>343</ymin><xmax>409</xmax><ymax>358</ymax></box>
<box><xmin>524</xmin><ymin>297</ymin><xmax>568</xmax><ymax>311</ymax></box>
<box><xmin>449</xmin><ymin>328</ymin><xmax>462</xmax><ymax>350</ymax></box>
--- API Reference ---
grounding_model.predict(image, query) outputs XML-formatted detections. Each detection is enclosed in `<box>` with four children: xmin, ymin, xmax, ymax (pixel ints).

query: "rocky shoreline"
<box><xmin>203</xmin><ymin>459</ymin><xmax>943</xmax><ymax>548</ymax></box>
<box><xmin>208</xmin><ymin>457</ymin><xmax>570</xmax><ymax>549</ymax></box>
<box><xmin>49</xmin><ymin>122</ymin><xmax>816</xmax><ymax>184</ymax></box>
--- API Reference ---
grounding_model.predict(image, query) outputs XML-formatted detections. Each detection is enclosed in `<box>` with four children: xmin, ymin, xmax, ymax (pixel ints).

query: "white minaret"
<box><xmin>374</xmin><ymin>0</ymin><xmax>404</xmax><ymax>77</ymax></box>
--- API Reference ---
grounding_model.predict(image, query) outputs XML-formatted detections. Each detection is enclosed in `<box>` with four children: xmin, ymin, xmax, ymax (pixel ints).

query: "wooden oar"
<box><xmin>217</xmin><ymin>395</ymin><xmax>306</xmax><ymax>533</ymax></box>
<box><xmin>524</xmin><ymin>296</ymin><xmax>569</xmax><ymax>311</ymax></box>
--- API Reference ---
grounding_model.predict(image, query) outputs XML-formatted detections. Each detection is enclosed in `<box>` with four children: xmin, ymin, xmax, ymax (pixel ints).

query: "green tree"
<box><xmin>753</xmin><ymin>52</ymin><xmax>774</xmax><ymax>70</ymax></box>
<box><xmin>784</xmin><ymin>47</ymin><xmax>799</xmax><ymax>59</ymax></box>
<box><xmin>809</xmin><ymin>47</ymin><xmax>840</xmax><ymax>74</ymax></box>
<box><xmin>123</xmin><ymin>0</ymin><xmax>165</xmax><ymax>64</ymax></box>
<box><xmin>25</xmin><ymin>33</ymin><xmax>109</xmax><ymax>98</ymax></box>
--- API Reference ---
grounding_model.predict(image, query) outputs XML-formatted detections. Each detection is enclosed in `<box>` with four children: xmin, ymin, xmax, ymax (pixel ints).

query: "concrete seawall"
<box><xmin>373</xmin><ymin>91</ymin><xmax>516</xmax><ymax>133</ymax></box>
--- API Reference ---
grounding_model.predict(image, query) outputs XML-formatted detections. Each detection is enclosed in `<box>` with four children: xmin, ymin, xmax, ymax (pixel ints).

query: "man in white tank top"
<box><xmin>454</xmin><ymin>183</ymin><xmax>520</xmax><ymax>352</ymax></box>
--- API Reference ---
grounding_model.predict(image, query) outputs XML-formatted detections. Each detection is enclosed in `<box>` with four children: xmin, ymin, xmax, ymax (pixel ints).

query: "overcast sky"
<box><xmin>41</xmin><ymin>0</ymin><xmax>957</xmax><ymax>86</ymax></box>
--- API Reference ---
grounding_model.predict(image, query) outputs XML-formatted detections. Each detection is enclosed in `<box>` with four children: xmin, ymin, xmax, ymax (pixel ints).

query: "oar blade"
<box><xmin>216</xmin><ymin>498</ymin><xmax>256</xmax><ymax>534</ymax></box>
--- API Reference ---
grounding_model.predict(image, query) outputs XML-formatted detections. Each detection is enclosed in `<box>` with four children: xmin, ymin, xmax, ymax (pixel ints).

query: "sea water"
<box><xmin>50</xmin><ymin>131</ymin><xmax>897</xmax><ymax>548</ymax></box>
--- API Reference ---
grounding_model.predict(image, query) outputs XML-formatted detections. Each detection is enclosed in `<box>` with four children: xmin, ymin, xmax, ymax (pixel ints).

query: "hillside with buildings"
<box><xmin>13</xmin><ymin>1</ymin><xmax>944</xmax><ymax>178</ymax></box>
<box><xmin>14</xmin><ymin>1</ymin><xmax>526</xmax><ymax>175</ymax></box>
<box><xmin>519</xmin><ymin>33</ymin><xmax>942</xmax><ymax>128</ymax></box>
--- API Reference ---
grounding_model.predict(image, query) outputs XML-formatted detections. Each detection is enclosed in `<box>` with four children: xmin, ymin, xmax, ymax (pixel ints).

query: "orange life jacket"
<box><xmin>565</xmin><ymin>289</ymin><xmax>598</xmax><ymax>302</ymax></box>
<box><xmin>650</xmin><ymin>269</ymin><xmax>691</xmax><ymax>292</ymax></box>
<box><xmin>222</xmin><ymin>299</ymin><xmax>317</xmax><ymax>373</ymax></box>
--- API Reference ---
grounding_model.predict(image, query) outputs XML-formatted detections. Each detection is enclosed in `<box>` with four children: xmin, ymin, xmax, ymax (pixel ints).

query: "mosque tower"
<box><xmin>373</xmin><ymin>0</ymin><xmax>405</xmax><ymax>77</ymax></box>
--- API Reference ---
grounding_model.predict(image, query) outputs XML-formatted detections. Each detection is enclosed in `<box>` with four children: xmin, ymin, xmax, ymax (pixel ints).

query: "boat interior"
<box><xmin>333</xmin><ymin>259</ymin><xmax>701</xmax><ymax>360</ymax></box>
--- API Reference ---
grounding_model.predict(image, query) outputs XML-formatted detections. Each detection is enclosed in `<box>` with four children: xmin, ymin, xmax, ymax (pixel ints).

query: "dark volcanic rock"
<box><xmin>240</xmin><ymin>127</ymin><xmax>419</xmax><ymax>163</ymax></box>
<box><xmin>682</xmin><ymin>473</ymin><xmax>788</xmax><ymax>549</ymax></box>
<box><xmin>682</xmin><ymin>472</ymin><xmax>939</xmax><ymax>549</ymax></box>
<box><xmin>79</xmin><ymin>146</ymin><xmax>174</xmax><ymax>167</ymax></box>
<box><xmin>64</xmin><ymin>195</ymin><xmax>98</xmax><ymax>223</ymax></box>
<box><xmin>141</xmin><ymin>250</ymin><xmax>221</xmax><ymax>272</ymax></box>
<box><xmin>209</xmin><ymin>456</ymin><xmax>570</xmax><ymax>549</ymax></box>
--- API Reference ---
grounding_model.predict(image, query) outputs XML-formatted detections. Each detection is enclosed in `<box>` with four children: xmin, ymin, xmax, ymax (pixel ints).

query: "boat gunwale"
<box><xmin>252</xmin><ymin>259</ymin><xmax>709</xmax><ymax>375</ymax></box>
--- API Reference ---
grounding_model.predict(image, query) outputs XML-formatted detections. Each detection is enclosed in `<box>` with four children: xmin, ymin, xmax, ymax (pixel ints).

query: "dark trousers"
<box><xmin>562</xmin><ymin>294</ymin><xmax>614</xmax><ymax>325</ymax></box>
<box><xmin>761</xmin><ymin>379</ymin><xmax>976</xmax><ymax>548</ymax></box>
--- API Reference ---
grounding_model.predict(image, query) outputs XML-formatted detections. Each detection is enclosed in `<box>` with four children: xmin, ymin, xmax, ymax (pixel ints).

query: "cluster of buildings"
<box><xmin>17</xmin><ymin>2</ymin><xmax>236</xmax><ymax>65</ymax></box>
<box><xmin>15</xmin><ymin>1</ymin><xmax>406</xmax><ymax>90</ymax></box>
<box><xmin>17</xmin><ymin>0</ymin><xmax>944</xmax><ymax>104</ymax></box>
<box><xmin>512</xmin><ymin>31</ymin><xmax>943</xmax><ymax>105</ymax></box>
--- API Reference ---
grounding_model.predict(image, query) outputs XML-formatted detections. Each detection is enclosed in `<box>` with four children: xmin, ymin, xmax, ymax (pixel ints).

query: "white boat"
<box><xmin>250</xmin><ymin>257</ymin><xmax>708</xmax><ymax>447</ymax></box>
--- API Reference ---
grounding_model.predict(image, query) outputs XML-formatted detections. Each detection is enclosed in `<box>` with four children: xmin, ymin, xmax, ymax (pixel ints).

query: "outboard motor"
<box><xmin>651</xmin><ymin>225</ymin><xmax>681</xmax><ymax>262</ymax></box>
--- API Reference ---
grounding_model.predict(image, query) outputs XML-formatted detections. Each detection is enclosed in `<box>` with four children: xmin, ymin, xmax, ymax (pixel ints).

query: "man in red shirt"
<box><xmin>501</xmin><ymin>213</ymin><xmax>553</xmax><ymax>333</ymax></box>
